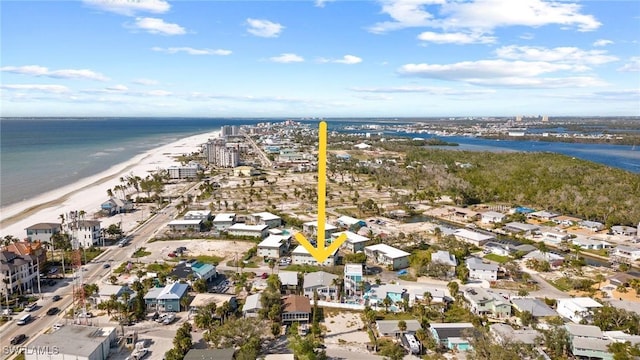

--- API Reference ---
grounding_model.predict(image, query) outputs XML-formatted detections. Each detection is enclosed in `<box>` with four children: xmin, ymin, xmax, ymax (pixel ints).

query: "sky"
<box><xmin>1</xmin><ymin>0</ymin><xmax>639</xmax><ymax>117</ymax></box>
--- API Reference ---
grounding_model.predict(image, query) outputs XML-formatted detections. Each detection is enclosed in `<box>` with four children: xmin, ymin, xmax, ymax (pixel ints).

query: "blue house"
<box><xmin>429</xmin><ymin>323</ymin><xmax>474</xmax><ymax>351</ymax></box>
<box><xmin>144</xmin><ymin>282</ymin><xmax>189</xmax><ymax>312</ymax></box>
<box><xmin>336</xmin><ymin>216</ymin><xmax>366</xmax><ymax>231</ymax></box>
<box><xmin>101</xmin><ymin>197</ymin><xmax>133</xmax><ymax>216</ymax></box>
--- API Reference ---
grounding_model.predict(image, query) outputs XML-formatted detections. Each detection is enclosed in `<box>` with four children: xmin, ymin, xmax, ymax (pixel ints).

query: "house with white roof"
<box><xmin>453</xmin><ymin>229</ymin><xmax>494</xmax><ymax>247</ymax></box>
<box><xmin>291</xmin><ymin>245</ymin><xmax>338</xmax><ymax>266</ymax></box>
<box><xmin>611</xmin><ymin>245</ymin><xmax>640</xmax><ymax>263</ymax></box>
<box><xmin>480</xmin><ymin>211</ymin><xmax>506</xmax><ymax>224</ymax></box>
<box><xmin>213</xmin><ymin>213</ymin><xmax>236</xmax><ymax>231</ymax></box>
<box><xmin>184</xmin><ymin>210</ymin><xmax>212</xmax><ymax>221</ymax></box>
<box><xmin>490</xmin><ymin>324</ymin><xmax>540</xmax><ymax>345</ymax></box>
<box><xmin>527</xmin><ymin>211</ymin><xmax>559</xmax><ymax>221</ymax></box>
<box><xmin>249</xmin><ymin>212</ymin><xmax>282</xmax><ymax>228</ymax></box>
<box><xmin>503</xmin><ymin>222</ymin><xmax>540</xmax><ymax>235</ymax></box>
<box><xmin>91</xmin><ymin>284</ymin><xmax>134</xmax><ymax>305</ymax></box>
<box><xmin>523</xmin><ymin>250</ymin><xmax>564</xmax><ymax>268</ymax></box>
<box><xmin>168</xmin><ymin>219</ymin><xmax>203</xmax><ymax>232</ymax></box>
<box><xmin>571</xmin><ymin>236</ymin><xmax>612</xmax><ymax>250</ymax></box>
<box><xmin>466</xmin><ymin>257</ymin><xmax>499</xmax><ymax>281</ymax></box>
<box><xmin>541</xmin><ymin>230</ymin><xmax>571</xmax><ymax>244</ymax></box>
<box><xmin>303</xmin><ymin>271</ymin><xmax>338</xmax><ymax>300</ymax></box>
<box><xmin>557</xmin><ymin>297</ymin><xmax>603</xmax><ymax>323</ymax></box>
<box><xmin>278</xmin><ymin>271</ymin><xmax>300</xmax><ymax>293</ymax></box>
<box><xmin>332</xmin><ymin>231</ymin><xmax>369</xmax><ymax>252</ymax></box>
<box><xmin>227</xmin><ymin>223</ymin><xmax>269</xmax><ymax>239</ymax></box>
<box><xmin>258</xmin><ymin>234</ymin><xmax>291</xmax><ymax>258</ymax></box>
<box><xmin>364</xmin><ymin>244</ymin><xmax>410</xmax><ymax>270</ymax></box>
<box><xmin>335</xmin><ymin>216</ymin><xmax>366</xmax><ymax>231</ymax></box>
<box><xmin>431</xmin><ymin>250</ymin><xmax>457</xmax><ymax>277</ymax></box>
<box><xmin>302</xmin><ymin>221</ymin><xmax>338</xmax><ymax>239</ymax></box>
<box><xmin>353</xmin><ymin>142</ymin><xmax>371</xmax><ymax>150</ymax></box>
<box><xmin>580</xmin><ymin>220</ymin><xmax>605</xmax><ymax>232</ymax></box>
<box><xmin>610</xmin><ymin>226</ymin><xmax>638</xmax><ymax>236</ymax></box>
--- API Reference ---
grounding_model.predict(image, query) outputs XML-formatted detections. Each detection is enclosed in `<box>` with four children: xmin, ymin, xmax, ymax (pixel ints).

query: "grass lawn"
<box><xmin>146</xmin><ymin>263</ymin><xmax>173</xmax><ymax>273</ymax></box>
<box><xmin>132</xmin><ymin>247</ymin><xmax>151</xmax><ymax>258</ymax></box>
<box><xmin>195</xmin><ymin>255</ymin><xmax>224</xmax><ymax>265</ymax></box>
<box><xmin>483</xmin><ymin>253</ymin><xmax>512</xmax><ymax>264</ymax></box>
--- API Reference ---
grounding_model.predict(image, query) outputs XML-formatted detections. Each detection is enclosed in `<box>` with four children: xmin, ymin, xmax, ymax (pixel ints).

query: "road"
<box><xmin>244</xmin><ymin>134</ymin><xmax>272</xmax><ymax>168</ymax></box>
<box><xmin>0</xmin><ymin>183</ymin><xmax>204</xmax><ymax>360</ymax></box>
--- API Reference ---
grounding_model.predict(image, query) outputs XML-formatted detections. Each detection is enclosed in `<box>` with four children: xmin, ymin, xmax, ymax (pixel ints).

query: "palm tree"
<box><xmin>447</xmin><ymin>281</ymin><xmax>459</xmax><ymax>299</ymax></box>
<box><xmin>398</xmin><ymin>320</ymin><xmax>407</xmax><ymax>337</ymax></box>
<box><xmin>423</xmin><ymin>291</ymin><xmax>433</xmax><ymax>306</ymax></box>
<box><xmin>268</xmin><ymin>259</ymin><xmax>276</xmax><ymax>274</ymax></box>
<box><xmin>382</xmin><ymin>296</ymin><xmax>392</xmax><ymax>312</ymax></box>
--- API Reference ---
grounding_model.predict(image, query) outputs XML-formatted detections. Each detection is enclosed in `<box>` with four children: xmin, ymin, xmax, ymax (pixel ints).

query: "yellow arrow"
<box><xmin>294</xmin><ymin>121</ymin><xmax>347</xmax><ymax>263</ymax></box>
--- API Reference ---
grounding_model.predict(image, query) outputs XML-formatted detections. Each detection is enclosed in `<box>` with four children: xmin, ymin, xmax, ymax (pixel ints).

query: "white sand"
<box><xmin>0</xmin><ymin>131</ymin><xmax>220</xmax><ymax>238</ymax></box>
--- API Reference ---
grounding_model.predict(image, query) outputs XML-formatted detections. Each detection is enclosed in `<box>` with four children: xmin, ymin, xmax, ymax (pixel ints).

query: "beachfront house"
<box><xmin>212</xmin><ymin>213</ymin><xmax>236</xmax><ymax>231</ymax></box>
<box><xmin>257</xmin><ymin>234</ymin><xmax>291</xmax><ymax>259</ymax></box>
<box><xmin>3</xmin><ymin>241</ymin><xmax>46</xmax><ymax>271</ymax></box>
<box><xmin>167</xmin><ymin>219</ymin><xmax>203</xmax><ymax>232</ymax></box>
<box><xmin>167</xmin><ymin>162</ymin><xmax>202</xmax><ymax>179</ymax></box>
<box><xmin>453</xmin><ymin>229</ymin><xmax>494</xmax><ymax>247</ymax></box>
<box><xmin>466</xmin><ymin>257</ymin><xmax>499</xmax><ymax>281</ymax></box>
<box><xmin>332</xmin><ymin>231</ymin><xmax>369</xmax><ymax>253</ymax></box>
<box><xmin>0</xmin><ymin>251</ymin><xmax>38</xmax><ymax>296</ymax></box>
<box><xmin>291</xmin><ymin>245</ymin><xmax>338</xmax><ymax>266</ymax></box>
<box><xmin>25</xmin><ymin>223</ymin><xmax>61</xmax><ymax>243</ymax></box>
<box><xmin>303</xmin><ymin>271</ymin><xmax>338</xmax><ymax>300</ymax></box>
<box><xmin>249</xmin><ymin>212</ymin><xmax>282</xmax><ymax>228</ymax></box>
<box><xmin>376</xmin><ymin>320</ymin><xmax>422</xmax><ymax>337</ymax></box>
<box><xmin>100</xmin><ymin>197</ymin><xmax>133</xmax><ymax>216</ymax></box>
<box><xmin>70</xmin><ymin>220</ymin><xmax>102</xmax><ymax>248</ymax></box>
<box><xmin>144</xmin><ymin>282</ymin><xmax>189</xmax><ymax>312</ymax></box>
<box><xmin>227</xmin><ymin>223</ymin><xmax>269</xmax><ymax>239</ymax></box>
<box><xmin>302</xmin><ymin>221</ymin><xmax>338</xmax><ymax>239</ymax></box>
<box><xmin>335</xmin><ymin>216</ymin><xmax>366</xmax><ymax>231</ymax></box>
<box><xmin>282</xmin><ymin>295</ymin><xmax>311</xmax><ymax>324</ymax></box>
<box><xmin>364</xmin><ymin>244</ymin><xmax>410</xmax><ymax>270</ymax></box>
<box><xmin>91</xmin><ymin>284</ymin><xmax>135</xmax><ymax>305</ymax></box>
<box><xmin>565</xmin><ymin>324</ymin><xmax>613</xmax><ymax>360</ymax></box>
<box><xmin>556</xmin><ymin>297</ymin><xmax>603</xmax><ymax>323</ymax></box>
<box><xmin>242</xmin><ymin>293</ymin><xmax>263</xmax><ymax>318</ymax></box>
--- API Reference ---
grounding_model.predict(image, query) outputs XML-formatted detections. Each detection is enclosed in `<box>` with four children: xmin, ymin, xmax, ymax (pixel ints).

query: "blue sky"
<box><xmin>1</xmin><ymin>0</ymin><xmax>639</xmax><ymax>117</ymax></box>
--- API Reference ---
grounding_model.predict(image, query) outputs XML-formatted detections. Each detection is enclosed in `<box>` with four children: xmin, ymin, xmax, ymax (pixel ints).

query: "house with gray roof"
<box><xmin>144</xmin><ymin>282</ymin><xmax>189</xmax><ymax>312</ymax></box>
<box><xmin>376</xmin><ymin>320</ymin><xmax>422</xmax><ymax>337</ymax></box>
<box><xmin>465</xmin><ymin>257</ymin><xmax>499</xmax><ymax>281</ymax></box>
<box><xmin>184</xmin><ymin>348</ymin><xmax>235</xmax><ymax>360</ymax></box>
<box><xmin>429</xmin><ymin>323</ymin><xmax>474</xmax><ymax>351</ymax></box>
<box><xmin>511</xmin><ymin>298</ymin><xmax>558</xmax><ymax>318</ymax></box>
<box><xmin>463</xmin><ymin>287</ymin><xmax>511</xmax><ymax>318</ymax></box>
<box><xmin>243</xmin><ymin>292</ymin><xmax>262</xmax><ymax>318</ymax></box>
<box><xmin>303</xmin><ymin>271</ymin><xmax>338</xmax><ymax>300</ymax></box>
<box><xmin>25</xmin><ymin>325</ymin><xmax>116</xmax><ymax>360</ymax></box>
<box><xmin>25</xmin><ymin>222</ymin><xmax>61</xmax><ymax>243</ymax></box>
<box><xmin>565</xmin><ymin>324</ymin><xmax>613</xmax><ymax>360</ymax></box>
<box><xmin>490</xmin><ymin>323</ymin><xmax>540</xmax><ymax>345</ymax></box>
<box><xmin>431</xmin><ymin>250</ymin><xmax>457</xmax><ymax>277</ymax></box>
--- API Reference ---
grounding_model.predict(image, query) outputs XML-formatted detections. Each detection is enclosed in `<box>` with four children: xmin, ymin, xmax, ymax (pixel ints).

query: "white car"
<box><xmin>77</xmin><ymin>312</ymin><xmax>94</xmax><ymax>318</ymax></box>
<box><xmin>52</xmin><ymin>323</ymin><xmax>64</xmax><ymax>330</ymax></box>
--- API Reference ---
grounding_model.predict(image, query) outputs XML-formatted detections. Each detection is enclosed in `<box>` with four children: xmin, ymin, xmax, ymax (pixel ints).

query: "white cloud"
<box><xmin>151</xmin><ymin>47</ymin><xmax>232</xmax><ymax>55</ymax></box>
<box><xmin>319</xmin><ymin>55</ymin><xmax>363</xmax><ymax>64</ymax></box>
<box><xmin>134</xmin><ymin>17</ymin><xmax>186</xmax><ymax>35</ymax></box>
<box><xmin>369</xmin><ymin>0</ymin><xmax>600</xmax><ymax>34</ymax></box>
<box><xmin>0</xmin><ymin>84</ymin><xmax>70</xmax><ymax>93</ymax></box>
<box><xmin>593</xmin><ymin>39</ymin><xmax>613</xmax><ymax>47</ymax></box>
<box><xmin>1</xmin><ymin>65</ymin><xmax>109</xmax><ymax>81</ymax></box>
<box><xmin>351</xmin><ymin>85</ymin><xmax>495</xmax><ymax>95</ymax></box>
<box><xmin>398</xmin><ymin>59</ymin><xmax>607</xmax><ymax>88</ymax></box>
<box><xmin>147</xmin><ymin>90</ymin><xmax>172</xmax><ymax>96</ymax></box>
<box><xmin>417</xmin><ymin>31</ymin><xmax>495</xmax><ymax>44</ymax></box>
<box><xmin>496</xmin><ymin>45</ymin><xmax>618</xmax><ymax>66</ymax></box>
<box><xmin>105</xmin><ymin>84</ymin><xmax>128</xmax><ymax>92</ymax></box>
<box><xmin>83</xmin><ymin>0</ymin><xmax>170</xmax><ymax>16</ymax></box>
<box><xmin>354</xmin><ymin>94</ymin><xmax>394</xmax><ymax>101</ymax></box>
<box><xmin>315</xmin><ymin>0</ymin><xmax>335</xmax><ymax>7</ymax></box>
<box><xmin>246</xmin><ymin>18</ymin><xmax>284</xmax><ymax>38</ymax></box>
<box><xmin>520</xmin><ymin>32</ymin><xmax>535</xmax><ymax>40</ymax></box>
<box><xmin>618</xmin><ymin>57</ymin><xmax>640</xmax><ymax>72</ymax></box>
<box><xmin>269</xmin><ymin>53</ymin><xmax>304</xmax><ymax>63</ymax></box>
<box><xmin>133</xmin><ymin>78</ymin><xmax>159</xmax><ymax>86</ymax></box>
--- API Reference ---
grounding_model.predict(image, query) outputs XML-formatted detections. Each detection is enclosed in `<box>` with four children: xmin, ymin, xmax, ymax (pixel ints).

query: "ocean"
<box><xmin>0</xmin><ymin>118</ymin><xmax>261</xmax><ymax>207</ymax></box>
<box><xmin>1</xmin><ymin>118</ymin><xmax>639</xmax><ymax>208</ymax></box>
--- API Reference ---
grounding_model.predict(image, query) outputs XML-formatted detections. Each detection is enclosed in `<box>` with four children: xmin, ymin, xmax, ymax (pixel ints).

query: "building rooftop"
<box><xmin>490</xmin><ymin>323</ymin><xmax>540</xmax><ymax>345</ymax></box>
<box><xmin>559</xmin><ymin>297</ymin><xmax>603</xmax><ymax>309</ymax></box>
<box><xmin>27</xmin><ymin>325</ymin><xmax>115</xmax><ymax>357</ymax></box>
<box><xmin>251</xmin><ymin>212</ymin><xmax>281</xmax><ymax>221</ymax></box>
<box><xmin>566</xmin><ymin>323</ymin><xmax>604</xmax><ymax>338</ymax></box>
<box><xmin>336</xmin><ymin>215</ymin><xmax>364</xmax><ymax>226</ymax></box>
<box><xmin>365</xmin><ymin>244</ymin><xmax>410</xmax><ymax>259</ymax></box>
<box><xmin>258</xmin><ymin>234</ymin><xmax>290</xmax><ymax>248</ymax></box>
<box><xmin>303</xmin><ymin>221</ymin><xmax>337</xmax><ymax>231</ymax></box>
<box><xmin>184</xmin><ymin>348</ymin><xmax>235</xmax><ymax>360</ymax></box>
<box><xmin>454</xmin><ymin>228</ymin><xmax>495</xmax><ymax>242</ymax></box>
<box><xmin>504</xmin><ymin>222</ymin><xmax>540</xmax><ymax>232</ymax></box>
<box><xmin>190</xmin><ymin>293</ymin><xmax>236</xmax><ymax>308</ymax></box>
<box><xmin>25</xmin><ymin>222</ymin><xmax>61</xmax><ymax>230</ymax></box>
<box><xmin>213</xmin><ymin>213</ymin><xmax>236</xmax><ymax>222</ymax></box>
<box><xmin>511</xmin><ymin>298</ymin><xmax>558</xmax><ymax>317</ymax></box>
<box><xmin>228</xmin><ymin>223</ymin><xmax>268</xmax><ymax>232</ymax></box>
<box><xmin>376</xmin><ymin>320</ymin><xmax>422</xmax><ymax>334</ymax></box>
<box><xmin>572</xmin><ymin>337</ymin><xmax>611</xmax><ymax>352</ymax></box>
<box><xmin>482</xmin><ymin>211</ymin><xmax>506</xmax><ymax>218</ymax></box>
<box><xmin>431</xmin><ymin>250</ymin><xmax>457</xmax><ymax>267</ymax></box>
<box><xmin>304</xmin><ymin>271</ymin><xmax>338</xmax><ymax>289</ymax></box>
<box><xmin>168</xmin><ymin>219</ymin><xmax>203</xmax><ymax>225</ymax></box>
<box><xmin>278</xmin><ymin>271</ymin><xmax>299</xmax><ymax>286</ymax></box>
<box><xmin>465</xmin><ymin>257</ymin><xmax>499</xmax><ymax>271</ymax></box>
<box><xmin>429</xmin><ymin>323</ymin><xmax>474</xmax><ymax>339</ymax></box>
<box><xmin>283</xmin><ymin>295</ymin><xmax>311</xmax><ymax>314</ymax></box>
<box><xmin>344</xmin><ymin>263</ymin><xmax>363</xmax><ymax>275</ymax></box>
<box><xmin>184</xmin><ymin>210</ymin><xmax>211</xmax><ymax>218</ymax></box>
<box><xmin>292</xmin><ymin>245</ymin><xmax>338</xmax><ymax>257</ymax></box>
<box><xmin>332</xmin><ymin>231</ymin><xmax>369</xmax><ymax>244</ymax></box>
<box><xmin>242</xmin><ymin>293</ymin><xmax>262</xmax><ymax>312</ymax></box>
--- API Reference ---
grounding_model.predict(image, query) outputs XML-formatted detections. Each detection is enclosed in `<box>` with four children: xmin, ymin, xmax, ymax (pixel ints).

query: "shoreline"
<box><xmin>0</xmin><ymin>130</ymin><xmax>219</xmax><ymax>238</ymax></box>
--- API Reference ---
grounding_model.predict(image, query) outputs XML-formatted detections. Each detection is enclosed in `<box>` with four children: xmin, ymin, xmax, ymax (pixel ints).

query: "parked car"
<box><xmin>162</xmin><ymin>314</ymin><xmax>176</xmax><ymax>325</ymax></box>
<box><xmin>167</xmin><ymin>252</ymin><xmax>177</xmax><ymax>258</ymax></box>
<box><xmin>52</xmin><ymin>295</ymin><xmax>61</xmax><ymax>301</ymax></box>
<box><xmin>151</xmin><ymin>312</ymin><xmax>160</xmax><ymax>321</ymax></box>
<box><xmin>47</xmin><ymin>307</ymin><xmax>59</xmax><ymax>315</ymax></box>
<box><xmin>261</xmin><ymin>272</ymin><xmax>268</xmax><ymax>279</ymax></box>
<box><xmin>10</xmin><ymin>334</ymin><xmax>26</xmax><ymax>345</ymax></box>
<box><xmin>103</xmin><ymin>263</ymin><xmax>111</xmax><ymax>268</ymax></box>
<box><xmin>77</xmin><ymin>311</ymin><xmax>94</xmax><ymax>318</ymax></box>
<box><xmin>52</xmin><ymin>323</ymin><xmax>64</xmax><ymax>330</ymax></box>
<box><xmin>155</xmin><ymin>313</ymin><xmax>168</xmax><ymax>323</ymax></box>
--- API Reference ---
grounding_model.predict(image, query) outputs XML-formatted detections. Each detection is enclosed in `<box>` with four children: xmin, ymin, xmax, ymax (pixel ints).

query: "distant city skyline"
<box><xmin>1</xmin><ymin>0</ymin><xmax>639</xmax><ymax>117</ymax></box>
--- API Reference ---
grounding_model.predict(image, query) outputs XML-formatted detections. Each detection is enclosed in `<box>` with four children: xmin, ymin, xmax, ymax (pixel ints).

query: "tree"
<box><xmin>377</xmin><ymin>339</ymin><xmax>405</xmax><ymax>360</ymax></box>
<box><xmin>382</xmin><ymin>296</ymin><xmax>392</xmax><ymax>312</ymax></box>
<box><xmin>423</xmin><ymin>291</ymin><xmax>433</xmax><ymax>306</ymax></box>
<box><xmin>398</xmin><ymin>320</ymin><xmax>407</xmax><ymax>335</ymax></box>
<box><xmin>519</xmin><ymin>310</ymin><xmax>534</xmax><ymax>327</ymax></box>
<box><xmin>173</xmin><ymin>322</ymin><xmax>193</xmax><ymax>355</ymax></box>
<box><xmin>539</xmin><ymin>326</ymin><xmax>571</xmax><ymax>359</ymax></box>
<box><xmin>193</xmin><ymin>278</ymin><xmax>207</xmax><ymax>293</ymax></box>
<box><xmin>447</xmin><ymin>281</ymin><xmax>459</xmax><ymax>298</ymax></box>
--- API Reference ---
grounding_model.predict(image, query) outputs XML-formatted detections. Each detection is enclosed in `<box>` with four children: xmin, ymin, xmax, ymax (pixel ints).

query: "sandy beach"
<box><xmin>0</xmin><ymin>131</ymin><xmax>220</xmax><ymax>239</ymax></box>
